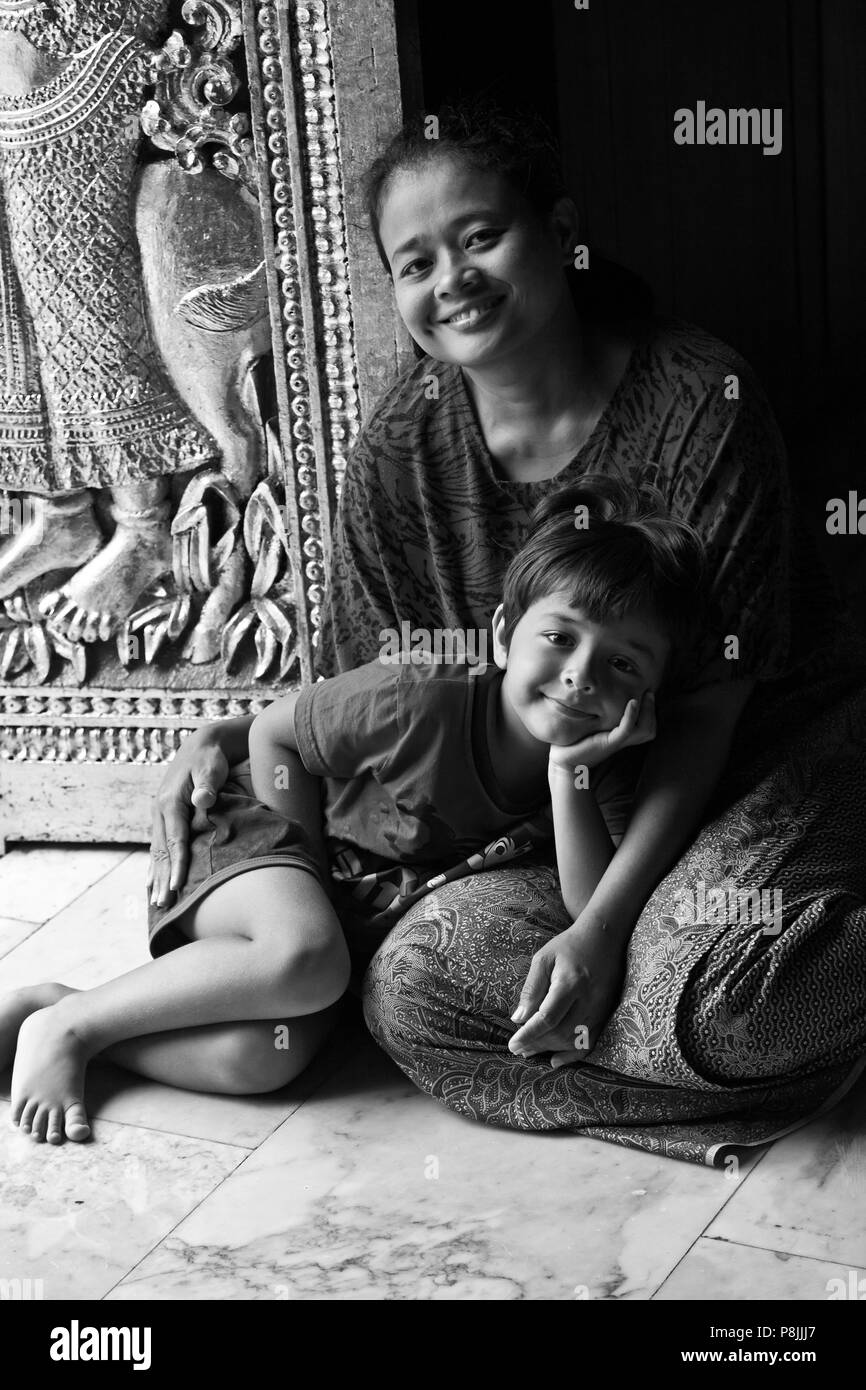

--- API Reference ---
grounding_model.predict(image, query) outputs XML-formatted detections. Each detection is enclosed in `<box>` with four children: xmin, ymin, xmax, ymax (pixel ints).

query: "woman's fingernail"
<box><xmin>510</xmin><ymin>1008</ymin><xmax>524</xmax><ymax>1023</ymax></box>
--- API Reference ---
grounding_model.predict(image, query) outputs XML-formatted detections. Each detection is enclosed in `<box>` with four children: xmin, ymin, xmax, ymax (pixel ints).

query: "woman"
<box><xmin>149</xmin><ymin>103</ymin><xmax>866</xmax><ymax>1164</ymax></box>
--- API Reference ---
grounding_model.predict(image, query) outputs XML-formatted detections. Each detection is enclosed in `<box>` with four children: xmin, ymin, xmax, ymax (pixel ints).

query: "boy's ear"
<box><xmin>491</xmin><ymin>604</ymin><xmax>509</xmax><ymax>670</ymax></box>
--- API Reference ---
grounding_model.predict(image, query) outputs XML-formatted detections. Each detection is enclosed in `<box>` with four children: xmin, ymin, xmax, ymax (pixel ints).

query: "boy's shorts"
<box><xmin>146</xmin><ymin>760</ymin><xmax>327</xmax><ymax>959</ymax></box>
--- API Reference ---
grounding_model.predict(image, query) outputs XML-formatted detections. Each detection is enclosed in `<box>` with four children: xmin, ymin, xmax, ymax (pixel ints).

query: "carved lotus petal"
<box><xmin>167</xmin><ymin>595</ymin><xmax>193</xmax><ymax>641</ymax></box>
<box><xmin>22</xmin><ymin>623</ymin><xmax>51</xmax><ymax>685</ymax></box>
<box><xmin>250</xmin><ymin>533</ymin><xmax>283</xmax><ymax>598</ymax></box>
<box><xmin>244</xmin><ymin>476</ymin><xmax>290</xmax><ymax>556</ymax></box>
<box><xmin>211</xmin><ymin>520</ymin><xmax>242</xmax><ymax>573</ymax></box>
<box><xmin>253</xmin><ymin>596</ymin><xmax>294</xmax><ymax>647</ymax></box>
<box><xmin>0</xmin><ymin>627</ymin><xmax>21</xmax><ymax>678</ymax></box>
<box><xmin>221</xmin><ymin>604</ymin><xmax>257</xmax><ymax>670</ymax></box>
<box><xmin>48</xmin><ymin>632</ymin><xmax>87</xmax><ymax>685</ymax></box>
<box><xmin>253</xmin><ymin>621</ymin><xmax>277</xmax><ymax>679</ymax></box>
<box><xmin>144</xmin><ymin>621</ymin><xmax>170</xmax><ymax>665</ymax></box>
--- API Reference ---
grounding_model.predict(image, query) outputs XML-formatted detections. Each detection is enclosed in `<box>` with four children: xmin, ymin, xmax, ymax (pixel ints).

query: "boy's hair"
<box><xmin>501</xmin><ymin>475</ymin><xmax>707</xmax><ymax>679</ymax></box>
<box><xmin>363</xmin><ymin>97</ymin><xmax>567</xmax><ymax>278</ymax></box>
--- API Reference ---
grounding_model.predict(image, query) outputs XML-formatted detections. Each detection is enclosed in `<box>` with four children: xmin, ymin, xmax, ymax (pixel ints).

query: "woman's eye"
<box><xmin>466</xmin><ymin>228</ymin><xmax>500</xmax><ymax>248</ymax></box>
<box><xmin>399</xmin><ymin>257</ymin><xmax>429</xmax><ymax>278</ymax></box>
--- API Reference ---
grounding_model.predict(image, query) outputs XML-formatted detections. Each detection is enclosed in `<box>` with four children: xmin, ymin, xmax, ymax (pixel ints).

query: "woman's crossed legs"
<box><xmin>0</xmin><ymin>865</ymin><xmax>349</xmax><ymax>1144</ymax></box>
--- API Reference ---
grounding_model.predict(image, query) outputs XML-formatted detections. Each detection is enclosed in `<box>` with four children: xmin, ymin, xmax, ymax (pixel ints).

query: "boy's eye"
<box><xmin>610</xmin><ymin>657</ymin><xmax>638</xmax><ymax>675</ymax></box>
<box><xmin>543</xmin><ymin>632</ymin><xmax>573</xmax><ymax>647</ymax></box>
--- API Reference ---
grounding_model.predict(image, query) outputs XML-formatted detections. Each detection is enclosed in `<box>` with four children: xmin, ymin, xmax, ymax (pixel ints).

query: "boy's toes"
<box><xmin>64</xmin><ymin>1103</ymin><xmax>91</xmax><ymax>1143</ymax></box>
<box><xmin>46</xmin><ymin>1108</ymin><xmax>65</xmax><ymax>1145</ymax></box>
<box><xmin>30</xmin><ymin>1106</ymin><xmax>49</xmax><ymax>1142</ymax></box>
<box><xmin>16</xmin><ymin>1100</ymin><xmax>37</xmax><ymax>1133</ymax></box>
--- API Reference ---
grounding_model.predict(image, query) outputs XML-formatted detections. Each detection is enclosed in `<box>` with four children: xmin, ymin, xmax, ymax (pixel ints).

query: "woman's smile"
<box><xmin>436</xmin><ymin>293</ymin><xmax>507</xmax><ymax>332</ymax></box>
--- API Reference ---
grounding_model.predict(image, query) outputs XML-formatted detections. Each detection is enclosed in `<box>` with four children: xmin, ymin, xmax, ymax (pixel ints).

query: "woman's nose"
<box><xmin>435</xmin><ymin>255</ymin><xmax>481</xmax><ymax>297</ymax></box>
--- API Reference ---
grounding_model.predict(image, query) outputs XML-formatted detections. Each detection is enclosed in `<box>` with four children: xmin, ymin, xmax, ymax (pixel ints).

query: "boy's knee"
<box><xmin>217</xmin><ymin>1024</ymin><xmax>303</xmax><ymax>1093</ymax></box>
<box><xmin>272</xmin><ymin>933</ymin><xmax>351</xmax><ymax>1014</ymax></box>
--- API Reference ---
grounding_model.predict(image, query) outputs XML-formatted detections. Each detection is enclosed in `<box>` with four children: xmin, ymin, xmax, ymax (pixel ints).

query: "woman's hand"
<box><xmin>507</xmin><ymin>918</ymin><xmax>626</xmax><ymax>1066</ymax></box>
<box><xmin>147</xmin><ymin>732</ymin><xmax>231</xmax><ymax>908</ymax></box>
<box><xmin>548</xmin><ymin>690</ymin><xmax>656</xmax><ymax>776</ymax></box>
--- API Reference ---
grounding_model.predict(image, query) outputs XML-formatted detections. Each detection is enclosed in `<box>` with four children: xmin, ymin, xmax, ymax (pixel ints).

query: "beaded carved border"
<box><xmin>0</xmin><ymin>687</ymin><xmax>271</xmax><ymax>762</ymax></box>
<box><xmin>243</xmin><ymin>0</ymin><xmax>360</xmax><ymax>680</ymax></box>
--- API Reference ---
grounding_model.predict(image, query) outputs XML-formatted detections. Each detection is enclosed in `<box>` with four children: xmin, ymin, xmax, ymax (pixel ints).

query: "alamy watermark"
<box><xmin>379</xmin><ymin>622</ymin><xmax>490</xmax><ymax>670</ymax></box>
<box><xmin>0</xmin><ymin>494</ymin><xmax>41</xmax><ymax>540</ymax></box>
<box><xmin>674</xmin><ymin>102</ymin><xmax>782</xmax><ymax>157</ymax></box>
<box><xmin>675</xmin><ymin>881</ymin><xmax>783</xmax><ymax>935</ymax></box>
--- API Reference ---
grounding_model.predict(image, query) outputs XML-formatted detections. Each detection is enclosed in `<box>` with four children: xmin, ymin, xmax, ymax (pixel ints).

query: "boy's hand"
<box><xmin>548</xmin><ymin>690</ymin><xmax>656</xmax><ymax>776</ymax></box>
<box><xmin>507</xmin><ymin>919</ymin><xmax>625</xmax><ymax>1064</ymax></box>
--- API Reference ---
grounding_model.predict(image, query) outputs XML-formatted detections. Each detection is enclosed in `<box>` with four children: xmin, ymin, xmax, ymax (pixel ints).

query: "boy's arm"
<box><xmin>248</xmin><ymin>694</ymin><xmax>326</xmax><ymax>859</ymax></box>
<box><xmin>548</xmin><ymin>763</ymin><xmax>615</xmax><ymax>922</ymax></box>
<box><xmin>578</xmin><ymin>678</ymin><xmax>755</xmax><ymax>948</ymax></box>
<box><xmin>510</xmin><ymin>679</ymin><xmax>754</xmax><ymax>1058</ymax></box>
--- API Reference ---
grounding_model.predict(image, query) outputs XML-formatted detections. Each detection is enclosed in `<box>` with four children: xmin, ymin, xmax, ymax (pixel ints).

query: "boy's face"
<box><xmin>492</xmin><ymin>593</ymin><xmax>671</xmax><ymax>746</ymax></box>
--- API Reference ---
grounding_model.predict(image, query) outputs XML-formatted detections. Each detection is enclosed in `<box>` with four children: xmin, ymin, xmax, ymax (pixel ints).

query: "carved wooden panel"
<box><xmin>0</xmin><ymin>0</ymin><xmax>415</xmax><ymax>846</ymax></box>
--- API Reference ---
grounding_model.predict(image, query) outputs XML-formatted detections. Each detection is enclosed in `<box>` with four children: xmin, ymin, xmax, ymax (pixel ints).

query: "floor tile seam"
<box><xmin>646</xmin><ymin>1146</ymin><xmax>772</xmax><ymax>1298</ymax></box>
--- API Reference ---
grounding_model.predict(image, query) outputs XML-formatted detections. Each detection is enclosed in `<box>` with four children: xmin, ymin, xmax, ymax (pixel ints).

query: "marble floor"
<box><xmin>1</xmin><ymin>844</ymin><xmax>865</xmax><ymax>1301</ymax></box>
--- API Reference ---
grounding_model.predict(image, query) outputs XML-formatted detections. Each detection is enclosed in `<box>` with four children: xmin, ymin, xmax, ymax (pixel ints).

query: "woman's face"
<box><xmin>378</xmin><ymin>154</ymin><xmax>578</xmax><ymax>371</ymax></box>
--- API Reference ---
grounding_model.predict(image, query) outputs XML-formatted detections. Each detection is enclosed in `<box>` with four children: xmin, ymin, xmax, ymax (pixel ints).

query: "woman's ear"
<box><xmin>551</xmin><ymin>196</ymin><xmax>581</xmax><ymax>265</ymax></box>
<box><xmin>491</xmin><ymin>604</ymin><xmax>509</xmax><ymax>670</ymax></box>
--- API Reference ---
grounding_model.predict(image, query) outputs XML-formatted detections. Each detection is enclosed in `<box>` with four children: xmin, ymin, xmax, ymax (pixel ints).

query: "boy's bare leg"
<box><xmin>4</xmin><ymin>866</ymin><xmax>350</xmax><ymax>1144</ymax></box>
<box><xmin>105</xmin><ymin>1004</ymin><xmax>344</xmax><ymax>1092</ymax></box>
<box><xmin>2</xmin><ymin>988</ymin><xmax>342</xmax><ymax>1098</ymax></box>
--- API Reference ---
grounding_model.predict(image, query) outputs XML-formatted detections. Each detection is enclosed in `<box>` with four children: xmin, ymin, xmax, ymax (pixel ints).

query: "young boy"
<box><xmin>0</xmin><ymin>475</ymin><xmax>705</xmax><ymax>1144</ymax></box>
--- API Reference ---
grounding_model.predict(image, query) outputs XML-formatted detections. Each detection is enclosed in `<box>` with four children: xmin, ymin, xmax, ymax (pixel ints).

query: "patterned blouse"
<box><xmin>318</xmin><ymin>317</ymin><xmax>836</xmax><ymax>701</ymax></box>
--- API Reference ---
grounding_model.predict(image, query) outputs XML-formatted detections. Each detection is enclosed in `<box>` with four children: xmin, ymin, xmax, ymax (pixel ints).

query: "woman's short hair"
<box><xmin>363</xmin><ymin>97</ymin><xmax>568</xmax><ymax>277</ymax></box>
<box><xmin>500</xmin><ymin>474</ymin><xmax>708</xmax><ymax>676</ymax></box>
<box><xmin>363</xmin><ymin>97</ymin><xmax>654</xmax><ymax>320</ymax></box>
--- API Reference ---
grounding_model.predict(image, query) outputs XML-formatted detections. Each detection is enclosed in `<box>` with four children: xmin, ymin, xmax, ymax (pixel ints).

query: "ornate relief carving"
<box><xmin>142</xmin><ymin>0</ymin><xmax>255</xmax><ymax>188</ymax></box>
<box><xmin>0</xmin><ymin>0</ymin><xmax>390</xmax><ymax>844</ymax></box>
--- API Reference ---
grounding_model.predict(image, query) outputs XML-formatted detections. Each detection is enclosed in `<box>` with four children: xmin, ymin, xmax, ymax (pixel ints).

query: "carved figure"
<box><xmin>0</xmin><ymin>0</ymin><xmax>218</xmax><ymax>641</ymax></box>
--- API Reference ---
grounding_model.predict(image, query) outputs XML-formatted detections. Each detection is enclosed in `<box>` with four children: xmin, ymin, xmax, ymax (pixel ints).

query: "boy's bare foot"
<box><xmin>9</xmin><ymin>997</ymin><xmax>91</xmax><ymax>1145</ymax></box>
<box><xmin>0</xmin><ymin>982</ymin><xmax>76</xmax><ymax>1072</ymax></box>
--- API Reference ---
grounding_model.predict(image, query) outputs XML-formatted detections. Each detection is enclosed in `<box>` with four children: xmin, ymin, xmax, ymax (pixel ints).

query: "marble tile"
<box><xmin>0</xmin><ymin>845</ymin><xmax>132</xmax><ymax>923</ymax></box>
<box><xmin>0</xmin><ymin>1102</ymin><xmax>247</xmax><ymax>1301</ymax></box>
<box><xmin>108</xmin><ymin>1038</ymin><xmax>749</xmax><ymax>1301</ymax></box>
<box><xmin>705</xmin><ymin>1074</ymin><xmax>866</xmax><ymax>1267</ymax></box>
<box><xmin>0</xmin><ymin>916</ymin><xmax>41</xmax><ymax>959</ymax></box>
<box><xmin>0</xmin><ymin>851</ymin><xmax>151</xmax><ymax>990</ymax></box>
<box><xmin>655</xmin><ymin>1236</ymin><xmax>866</xmax><ymax>1301</ymax></box>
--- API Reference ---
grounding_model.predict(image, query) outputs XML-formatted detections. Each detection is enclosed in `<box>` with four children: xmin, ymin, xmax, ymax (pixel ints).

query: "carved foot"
<box><xmin>0</xmin><ymin>492</ymin><xmax>102</xmax><ymax>598</ymax></box>
<box><xmin>39</xmin><ymin>500</ymin><xmax>172</xmax><ymax>642</ymax></box>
